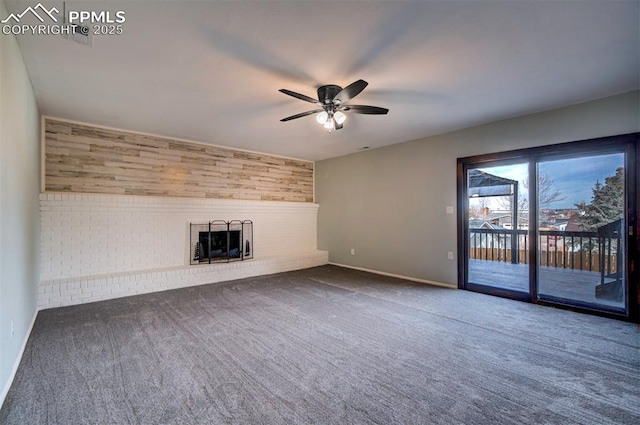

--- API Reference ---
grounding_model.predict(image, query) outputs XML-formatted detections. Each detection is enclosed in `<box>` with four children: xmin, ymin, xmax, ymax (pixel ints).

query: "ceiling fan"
<box><xmin>279</xmin><ymin>79</ymin><xmax>389</xmax><ymax>131</ymax></box>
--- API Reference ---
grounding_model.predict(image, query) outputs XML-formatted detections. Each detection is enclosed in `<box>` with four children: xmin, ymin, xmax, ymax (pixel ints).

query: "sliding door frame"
<box><xmin>458</xmin><ymin>157</ymin><xmax>533</xmax><ymax>302</ymax></box>
<box><xmin>457</xmin><ymin>133</ymin><xmax>639</xmax><ymax>322</ymax></box>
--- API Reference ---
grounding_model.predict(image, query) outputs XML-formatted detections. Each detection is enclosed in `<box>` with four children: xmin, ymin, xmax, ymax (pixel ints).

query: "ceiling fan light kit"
<box><xmin>279</xmin><ymin>79</ymin><xmax>389</xmax><ymax>132</ymax></box>
<box><xmin>316</xmin><ymin>111</ymin><xmax>329</xmax><ymax>124</ymax></box>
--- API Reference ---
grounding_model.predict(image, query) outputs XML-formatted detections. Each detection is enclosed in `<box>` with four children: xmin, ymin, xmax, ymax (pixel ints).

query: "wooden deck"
<box><xmin>468</xmin><ymin>259</ymin><xmax>624</xmax><ymax>309</ymax></box>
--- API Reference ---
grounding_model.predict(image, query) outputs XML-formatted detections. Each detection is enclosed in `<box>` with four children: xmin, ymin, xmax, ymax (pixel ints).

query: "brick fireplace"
<box><xmin>38</xmin><ymin>193</ymin><xmax>327</xmax><ymax>309</ymax></box>
<box><xmin>38</xmin><ymin>118</ymin><xmax>328</xmax><ymax>309</ymax></box>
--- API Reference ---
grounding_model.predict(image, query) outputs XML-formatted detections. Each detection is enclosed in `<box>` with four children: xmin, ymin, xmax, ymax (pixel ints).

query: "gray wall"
<box><xmin>0</xmin><ymin>0</ymin><xmax>41</xmax><ymax>406</ymax></box>
<box><xmin>315</xmin><ymin>91</ymin><xmax>639</xmax><ymax>285</ymax></box>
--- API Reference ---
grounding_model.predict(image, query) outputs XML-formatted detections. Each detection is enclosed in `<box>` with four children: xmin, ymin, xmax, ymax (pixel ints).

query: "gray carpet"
<box><xmin>1</xmin><ymin>265</ymin><xmax>638</xmax><ymax>424</ymax></box>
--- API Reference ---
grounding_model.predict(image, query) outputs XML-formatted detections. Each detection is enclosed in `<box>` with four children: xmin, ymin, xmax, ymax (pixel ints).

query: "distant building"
<box><xmin>565</xmin><ymin>215</ymin><xmax>585</xmax><ymax>232</ymax></box>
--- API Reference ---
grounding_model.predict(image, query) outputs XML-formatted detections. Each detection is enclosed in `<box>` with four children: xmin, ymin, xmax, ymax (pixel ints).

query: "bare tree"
<box><xmin>498</xmin><ymin>194</ymin><xmax>524</xmax><ymax>211</ymax></box>
<box><xmin>525</xmin><ymin>172</ymin><xmax>565</xmax><ymax>210</ymax></box>
<box><xmin>468</xmin><ymin>196</ymin><xmax>491</xmax><ymax>219</ymax></box>
<box><xmin>495</xmin><ymin>172</ymin><xmax>564</xmax><ymax>227</ymax></box>
<box><xmin>498</xmin><ymin>173</ymin><xmax>564</xmax><ymax>210</ymax></box>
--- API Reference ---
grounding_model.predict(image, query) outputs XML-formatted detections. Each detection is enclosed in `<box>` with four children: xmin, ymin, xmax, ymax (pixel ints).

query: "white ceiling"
<box><xmin>7</xmin><ymin>0</ymin><xmax>639</xmax><ymax>161</ymax></box>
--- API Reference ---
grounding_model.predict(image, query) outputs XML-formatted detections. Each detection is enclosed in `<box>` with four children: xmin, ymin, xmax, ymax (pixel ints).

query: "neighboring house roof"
<box><xmin>485</xmin><ymin>213</ymin><xmax>512</xmax><ymax>220</ymax></box>
<box><xmin>565</xmin><ymin>215</ymin><xmax>585</xmax><ymax>232</ymax></box>
<box><xmin>469</xmin><ymin>219</ymin><xmax>504</xmax><ymax>230</ymax></box>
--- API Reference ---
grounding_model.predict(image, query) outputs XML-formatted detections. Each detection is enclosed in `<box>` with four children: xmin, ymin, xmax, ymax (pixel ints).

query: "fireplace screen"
<box><xmin>190</xmin><ymin>220</ymin><xmax>253</xmax><ymax>264</ymax></box>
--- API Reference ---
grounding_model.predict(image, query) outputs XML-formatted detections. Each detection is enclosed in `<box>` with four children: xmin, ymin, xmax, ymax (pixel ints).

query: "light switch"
<box><xmin>446</xmin><ymin>206</ymin><xmax>454</xmax><ymax>214</ymax></box>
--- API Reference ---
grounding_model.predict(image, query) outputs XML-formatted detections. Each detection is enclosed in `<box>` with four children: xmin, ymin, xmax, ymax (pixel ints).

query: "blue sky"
<box><xmin>478</xmin><ymin>153</ymin><xmax>624</xmax><ymax>209</ymax></box>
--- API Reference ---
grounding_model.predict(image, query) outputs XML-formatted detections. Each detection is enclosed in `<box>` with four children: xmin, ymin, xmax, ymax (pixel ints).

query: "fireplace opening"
<box><xmin>190</xmin><ymin>220</ymin><xmax>253</xmax><ymax>264</ymax></box>
<box><xmin>198</xmin><ymin>230</ymin><xmax>241</xmax><ymax>260</ymax></box>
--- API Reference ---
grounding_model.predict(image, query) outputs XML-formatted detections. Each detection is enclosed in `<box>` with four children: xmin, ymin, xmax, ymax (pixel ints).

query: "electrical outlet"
<box><xmin>351</xmin><ymin>248</ymin><xmax>355</xmax><ymax>256</ymax></box>
<box><xmin>446</xmin><ymin>206</ymin><xmax>454</xmax><ymax>214</ymax></box>
<box><xmin>447</xmin><ymin>252</ymin><xmax>454</xmax><ymax>260</ymax></box>
<box><xmin>10</xmin><ymin>318</ymin><xmax>14</xmax><ymax>338</ymax></box>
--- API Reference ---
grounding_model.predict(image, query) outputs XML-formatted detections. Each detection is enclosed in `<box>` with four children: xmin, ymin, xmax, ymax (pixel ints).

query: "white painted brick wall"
<box><xmin>40</xmin><ymin>193</ymin><xmax>320</xmax><ymax>280</ymax></box>
<box><xmin>38</xmin><ymin>251</ymin><xmax>328</xmax><ymax>309</ymax></box>
<box><xmin>39</xmin><ymin>193</ymin><xmax>327</xmax><ymax>308</ymax></box>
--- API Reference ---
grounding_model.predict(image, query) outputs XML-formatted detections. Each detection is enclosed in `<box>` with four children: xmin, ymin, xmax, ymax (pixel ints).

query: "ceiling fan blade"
<box><xmin>280</xmin><ymin>109</ymin><xmax>324</xmax><ymax>122</ymax></box>
<box><xmin>333</xmin><ymin>79</ymin><xmax>368</xmax><ymax>104</ymax></box>
<box><xmin>279</xmin><ymin>89</ymin><xmax>321</xmax><ymax>104</ymax></box>
<box><xmin>342</xmin><ymin>105</ymin><xmax>389</xmax><ymax>115</ymax></box>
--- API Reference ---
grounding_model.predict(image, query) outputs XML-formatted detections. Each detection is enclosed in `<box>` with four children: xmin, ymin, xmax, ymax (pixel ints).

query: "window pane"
<box><xmin>536</xmin><ymin>153</ymin><xmax>626</xmax><ymax>311</ymax></box>
<box><xmin>467</xmin><ymin>163</ymin><xmax>530</xmax><ymax>293</ymax></box>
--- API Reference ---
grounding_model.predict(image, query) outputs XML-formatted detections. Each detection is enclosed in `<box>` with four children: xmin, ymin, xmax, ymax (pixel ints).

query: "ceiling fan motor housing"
<box><xmin>317</xmin><ymin>85</ymin><xmax>343</xmax><ymax>105</ymax></box>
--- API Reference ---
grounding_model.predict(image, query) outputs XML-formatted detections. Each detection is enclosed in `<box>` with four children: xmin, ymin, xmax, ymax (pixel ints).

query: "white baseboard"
<box><xmin>328</xmin><ymin>262</ymin><xmax>457</xmax><ymax>289</ymax></box>
<box><xmin>0</xmin><ymin>309</ymin><xmax>38</xmax><ymax>410</ymax></box>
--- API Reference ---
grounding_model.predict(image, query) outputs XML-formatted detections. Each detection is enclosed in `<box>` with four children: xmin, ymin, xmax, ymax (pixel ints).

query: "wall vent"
<box><xmin>61</xmin><ymin>24</ymin><xmax>93</xmax><ymax>46</ymax></box>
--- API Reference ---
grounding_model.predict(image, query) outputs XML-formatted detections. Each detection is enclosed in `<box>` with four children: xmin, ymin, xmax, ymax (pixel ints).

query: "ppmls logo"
<box><xmin>1</xmin><ymin>3</ymin><xmax>58</xmax><ymax>23</ymax></box>
<box><xmin>2</xmin><ymin>2</ymin><xmax>126</xmax><ymax>36</ymax></box>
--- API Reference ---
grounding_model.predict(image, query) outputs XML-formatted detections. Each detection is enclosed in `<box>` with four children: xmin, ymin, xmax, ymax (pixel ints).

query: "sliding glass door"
<box><xmin>536</xmin><ymin>152</ymin><xmax>627</xmax><ymax>313</ymax></box>
<box><xmin>458</xmin><ymin>134</ymin><xmax>637</xmax><ymax>320</ymax></box>
<box><xmin>465</xmin><ymin>161</ymin><xmax>531</xmax><ymax>300</ymax></box>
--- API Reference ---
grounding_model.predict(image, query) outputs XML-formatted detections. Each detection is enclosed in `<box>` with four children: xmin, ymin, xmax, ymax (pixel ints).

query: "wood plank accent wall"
<box><xmin>44</xmin><ymin>118</ymin><xmax>314</xmax><ymax>202</ymax></box>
